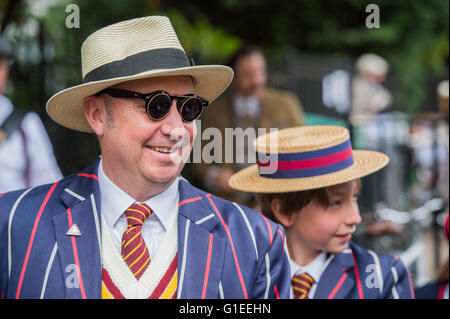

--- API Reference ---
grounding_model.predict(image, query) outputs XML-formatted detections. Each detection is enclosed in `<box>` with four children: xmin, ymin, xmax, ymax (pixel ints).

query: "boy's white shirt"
<box><xmin>288</xmin><ymin>250</ymin><xmax>328</xmax><ymax>299</ymax></box>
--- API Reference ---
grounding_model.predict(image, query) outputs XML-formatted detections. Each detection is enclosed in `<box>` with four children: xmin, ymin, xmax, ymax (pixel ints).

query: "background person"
<box><xmin>350</xmin><ymin>53</ymin><xmax>392</xmax><ymax>126</ymax></box>
<box><xmin>193</xmin><ymin>44</ymin><xmax>304</xmax><ymax>207</ymax></box>
<box><xmin>0</xmin><ymin>34</ymin><xmax>62</xmax><ymax>193</ymax></box>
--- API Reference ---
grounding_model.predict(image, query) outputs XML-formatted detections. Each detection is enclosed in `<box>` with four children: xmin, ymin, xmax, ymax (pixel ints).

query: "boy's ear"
<box><xmin>270</xmin><ymin>198</ymin><xmax>294</xmax><ymax>228</ymax></box>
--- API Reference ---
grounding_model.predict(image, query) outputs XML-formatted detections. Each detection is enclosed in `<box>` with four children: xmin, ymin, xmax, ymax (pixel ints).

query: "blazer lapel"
<box><xmin>176</xmin><ymin>180</ymin><xmax>227</xmax><ymax>299</ymax></box>
<box><xmin>53</xmin><ymin>160</ymin><xmax>102</xmax><ymax>299</ymax></box>
<box><xmin>314</xmin><ymin>249</ymin><xmax>355</xmax><ymax>299</ymax></box>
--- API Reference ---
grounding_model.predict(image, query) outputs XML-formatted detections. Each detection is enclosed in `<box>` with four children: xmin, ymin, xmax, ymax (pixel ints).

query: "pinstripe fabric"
<box><xmin>121</xmin><ymin>203</ymin><xmax>151</xmax><ymax>280</ymax></box>
<box><xmin>0</xmin><ymin>159</ymin><xmax>292</xmax><ymax>299</ymax></box>
<box><xmin>310</xmin><ymin>243</ymin><xmax>415</xmax><ymax>299</ymax></box>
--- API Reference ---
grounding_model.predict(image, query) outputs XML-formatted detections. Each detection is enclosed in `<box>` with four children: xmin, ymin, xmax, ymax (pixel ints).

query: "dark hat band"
<box><xmin>257</xmin><ymin>138</ymin><xmax>354</xmax><ymax>178</ymax></box>
<box><xmin>83</xmin><ymin>48</ymin><xmax>191</xmax><ymax>83</ymax></box>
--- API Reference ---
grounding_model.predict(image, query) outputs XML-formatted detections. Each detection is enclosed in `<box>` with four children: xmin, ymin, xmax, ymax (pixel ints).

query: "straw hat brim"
<box><xmin>46</xmin><ymin>65</ymin><xmax>233</xmax><ymax>132</ymax></box>
<box><xmin>228</xmin><ymin>150</ymin><xmax>389</xmax><ymax>193</ymax></box>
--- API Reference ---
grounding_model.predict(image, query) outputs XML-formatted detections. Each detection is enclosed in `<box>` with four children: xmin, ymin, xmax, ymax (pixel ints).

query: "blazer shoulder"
<box><xmin>349</xmin><ymin>242</ymin><xmax>409</xmax><ymax>279</ymax></box>
<box><xmin>349</xmin><ymin>242</ymin><xmax>398</xmax><ymax>268</ymax></box>
<box><xmin>204</xmin><ymin>190</ymin><xmax>276</xmax><ymax>228</ymax></box>
<box><xmin>204</xmin><ymin>191</ymin><xmax>283</xmax><ymax>250</ymax></box>
<box><xmin>414</xmin><ymin>280</ymin><xmax>441</xmax><ymax>299</ymax></box>
<box><xmin>0</xmin><ymin>171</ymin><xmax>86</xmax><ymax>225</ymax></box>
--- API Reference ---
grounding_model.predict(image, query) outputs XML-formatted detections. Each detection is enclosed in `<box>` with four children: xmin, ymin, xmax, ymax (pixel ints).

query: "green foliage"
<box><xmin>165</xmin><ymin>9</ymin><xmax>242</xmax><ymax>64</ymax></box>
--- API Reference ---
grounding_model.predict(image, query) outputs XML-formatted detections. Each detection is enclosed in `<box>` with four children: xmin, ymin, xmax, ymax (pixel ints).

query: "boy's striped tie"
<box><xmin>121</xmin><ymin>203</ymin><xmax>152</xmax><ymax>280</ymax></box>
<box><xmin>292</xmin><ymin>273</ymin><xmax>315</xmax><ymax>299</ymax></box>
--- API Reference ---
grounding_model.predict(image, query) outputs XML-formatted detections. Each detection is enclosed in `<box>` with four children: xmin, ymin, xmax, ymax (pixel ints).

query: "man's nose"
<box><xmin>160</xmin><ymin>102</ymin><xmax>187</xmax><ymax>140</ymax></box>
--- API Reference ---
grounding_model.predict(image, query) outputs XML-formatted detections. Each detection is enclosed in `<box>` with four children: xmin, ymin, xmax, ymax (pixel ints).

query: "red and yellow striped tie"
<box><xmin>292</xmin><ymin>273</ymin><xmax>315</xmax><ymax>299</ymax></box>
<box><xmin>121</xmin><ymin>203</ymin><xmax>152</xmax><ymax>280</ymax></box>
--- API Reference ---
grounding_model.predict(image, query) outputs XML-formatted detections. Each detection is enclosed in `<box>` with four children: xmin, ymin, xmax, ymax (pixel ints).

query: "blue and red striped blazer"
<box><xmin>0</xmin><ymin>159</ymin><xmax>290</xmax><ymax>299</ymax></box>
<box><xmin>415</xmin><ymin>280</ymin><xmax>448</xmax><ymax>299</ymax></box>
<box><xmin>311</xmin><ymin>243</ymin><xmax>415</xmax><ymax>299</ymax></box>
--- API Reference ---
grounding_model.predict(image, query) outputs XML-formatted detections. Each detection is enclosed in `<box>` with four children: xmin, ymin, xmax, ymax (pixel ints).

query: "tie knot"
<box><xmin>125</xmin><ymin>203</ymin><xmax>152</xmax><ymax>227</ymax></box>
<box><xmin>292</xmin><ymin>273</ymin><xmax>315</xmax><ymax>299</ymax></box>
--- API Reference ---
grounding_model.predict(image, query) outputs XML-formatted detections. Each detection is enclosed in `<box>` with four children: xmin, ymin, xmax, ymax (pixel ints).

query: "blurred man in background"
<box><xmin>0</xmin><ymin>35</ymin><xmax>61</xmax><ymax>193</ymax></box>
<box><xmin>350</xmin><ymin>53</ymin><xmax>392</xmax><ymax>126</ymax></box>
<box><xmin>195</xmin><ymin>44</ymin><xmax>304</xmax><ymax>207</ymax></box>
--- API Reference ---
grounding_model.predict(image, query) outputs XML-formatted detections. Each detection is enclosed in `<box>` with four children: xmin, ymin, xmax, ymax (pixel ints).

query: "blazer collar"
<box><xmin>313</xmin><ymin>247</ymin><xmax>355</xmax><ymax>299</ymax></box>
<box><xmin>177</xmin><ymin>178</ymin><xmax>219</xmax><ymax>232</ymax></box>
<box><xmin>60</xmin><ymin>159</ymin><xmax>101</xmax><ymax>209</ymax></box>
<box><xmin>54</xmin><ymin>158</ymin><xmax>103</xmax><ymax>299</ymax></box>
<box><xmin>176</xmin><ymin>179</ymin><xmax>227</xmax><ymax>298</ymax></box>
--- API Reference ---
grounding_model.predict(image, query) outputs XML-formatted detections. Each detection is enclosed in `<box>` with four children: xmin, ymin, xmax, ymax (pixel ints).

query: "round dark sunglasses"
<box><xmin>95</xmin><ymin>88</ymin><xmax>209</xmax><ymax>122</ymax></box>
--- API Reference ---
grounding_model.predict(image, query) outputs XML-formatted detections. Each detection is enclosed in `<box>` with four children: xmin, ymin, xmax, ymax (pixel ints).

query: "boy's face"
<box><xmin>286</xmin><ymin>180</ymin><xmax>362</xmax><ymax>257</ymax></box>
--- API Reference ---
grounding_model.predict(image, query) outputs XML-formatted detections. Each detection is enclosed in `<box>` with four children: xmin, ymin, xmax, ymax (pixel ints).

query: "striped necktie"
<box><xmin>121</xmin><ymin>203</ymin><xmax>152</xmax><ymax>280</ymax></box>
<box><xmin>292</xmin><ymin>273</ymin><xmax>315</xmax><ymax>299</ymax></box>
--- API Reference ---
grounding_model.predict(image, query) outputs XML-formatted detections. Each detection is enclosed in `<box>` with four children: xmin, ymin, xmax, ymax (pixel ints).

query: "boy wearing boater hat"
<box><xmin>0</xmin><ymin>16</ymin><xmax>290</xmax><ymax>299</ymax></box>
<box><xmin>229</xmin><ymin>126</ymin><xmax>415</xmax><ymax>299</ymax></box>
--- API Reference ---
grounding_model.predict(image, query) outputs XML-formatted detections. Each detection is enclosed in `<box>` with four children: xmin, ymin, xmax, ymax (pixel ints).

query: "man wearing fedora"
<box><xmin>0</xmin><ymin>16</ymin><xmax>290</xmax><ymax>299</ymax></box>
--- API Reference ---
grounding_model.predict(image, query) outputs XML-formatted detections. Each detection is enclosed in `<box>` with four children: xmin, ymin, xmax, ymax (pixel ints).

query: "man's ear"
<box><xmin>83</xmin><ymin>95</ymin><xmax>107</xmax><ymax>136</ymax></box>
<box><xmin>270</xmin><ymin>198</ymin><xmax>294</xmax><ymax>228</ymax></box>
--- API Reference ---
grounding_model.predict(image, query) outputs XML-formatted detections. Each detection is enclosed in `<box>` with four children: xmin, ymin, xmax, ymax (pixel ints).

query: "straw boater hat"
<box><xmin>46</xmin><ymin>16</ymin><xmax>233</xmax><ymax>132</ymax></box>
<box><xmin>229</xmin><ymin>126</ymin><xmax>389</xmax><ymax>193</ymax></box>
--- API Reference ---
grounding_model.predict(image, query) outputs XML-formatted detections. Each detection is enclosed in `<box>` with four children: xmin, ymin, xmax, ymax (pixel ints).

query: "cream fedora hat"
<box><xmin>46</xmin><ymin>16</ymin><xmax>234</xmax><ymax>132</ymax></box>
<box><xmin>229</xmin><ymin>126</ymin><xmax>389</xmax><ymax>193</ymax></box>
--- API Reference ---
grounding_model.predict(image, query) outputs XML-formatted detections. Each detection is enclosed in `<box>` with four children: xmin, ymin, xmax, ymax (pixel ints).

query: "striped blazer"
<box><xmin>312</xmin><ymin>243</ymin><xmax>415</xmax><ymax>299</ymax></box>
<box><xmin>0</xmin><ymin>159</ymin><xmax>290</xmax><ymax>299</ymax></box>
<box><xmin>415</xmin><ymin>281</ymin><xmax>447</xmax><ymax>299</ymax></box>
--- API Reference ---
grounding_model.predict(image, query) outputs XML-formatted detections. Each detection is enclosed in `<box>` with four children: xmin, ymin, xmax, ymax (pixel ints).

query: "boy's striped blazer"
<box><xmin>0</xmin><ymin>159</ymin><xmax>290</xmax><ymax>299</ymax></box>
<box><xmin>312</xmin><ymin>243</ymin><xmax>415</xmax><ymax>299</ymax></box>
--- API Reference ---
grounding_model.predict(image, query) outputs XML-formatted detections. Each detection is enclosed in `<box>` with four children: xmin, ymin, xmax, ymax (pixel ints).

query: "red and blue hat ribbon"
<box><xmin>257</xmin><ymin>138</ymin><xmax>354</xmax><ymax>178</ymax></box>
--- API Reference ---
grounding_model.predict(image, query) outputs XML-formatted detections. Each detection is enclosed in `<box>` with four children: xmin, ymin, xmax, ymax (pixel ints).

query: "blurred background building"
<box><xmin>0</xmin><ymin>0</ymin><xmax>448</xmax><ymax>289</ymax></box>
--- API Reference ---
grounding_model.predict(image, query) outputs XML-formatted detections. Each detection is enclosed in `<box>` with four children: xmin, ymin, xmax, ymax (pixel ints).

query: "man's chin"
<box><xmin>143</xmin><ymin>166</ymin><xmax>184</xmax><ymax>184</ymax></box>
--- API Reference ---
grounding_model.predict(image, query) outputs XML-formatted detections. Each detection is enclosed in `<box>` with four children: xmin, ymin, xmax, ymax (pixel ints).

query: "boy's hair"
<box><xmin>256</xmin><ymin>179</ymin><xmax>361</xmax><ymax>224</ymax></box>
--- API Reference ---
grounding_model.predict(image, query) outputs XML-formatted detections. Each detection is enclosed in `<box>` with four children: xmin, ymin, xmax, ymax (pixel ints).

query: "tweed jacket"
<box><xmin>192</xmin><ymin>87</ymin><xmax>304</xmax><ymax>202</ymax></box>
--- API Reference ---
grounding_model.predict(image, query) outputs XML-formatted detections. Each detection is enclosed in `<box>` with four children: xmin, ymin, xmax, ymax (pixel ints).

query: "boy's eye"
<box><xmin>330</xmin><ymin>200</ymin><xmax>340</xmax><ymax>207</ymax></box>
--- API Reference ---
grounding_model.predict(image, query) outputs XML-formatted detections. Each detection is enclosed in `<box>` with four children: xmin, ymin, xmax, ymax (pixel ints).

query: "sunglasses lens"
<box><xmin>181</xmin><ymin>97</ymin><xmax>203</xmax><ymax>122</ymax></box>
<box><xmin>147</xmin><ymin>94</ymin><xmax>172</xmax><ymax>119</ymax></box>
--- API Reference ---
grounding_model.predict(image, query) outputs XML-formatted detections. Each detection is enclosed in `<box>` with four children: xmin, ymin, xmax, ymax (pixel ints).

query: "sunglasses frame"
<box><xmin>95</xmin><ymin>88</ymin><xmax>209</xmax><ymax>122</ymax></box>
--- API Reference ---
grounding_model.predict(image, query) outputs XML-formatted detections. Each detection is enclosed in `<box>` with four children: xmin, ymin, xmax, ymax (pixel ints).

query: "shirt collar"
<box><xmin>289</xmin><ymin>251</ymin><xmax>328</xmax><ymax>284</ymax></box>
<box><xmin>98</xmin><ymin>158</ymin><xmax>179</xmax><ymax>231</ymax></box>
<box><xmin>232</xmin><ymin>93</ymin><xmax>260</xmax><ymax>118</ymax></box>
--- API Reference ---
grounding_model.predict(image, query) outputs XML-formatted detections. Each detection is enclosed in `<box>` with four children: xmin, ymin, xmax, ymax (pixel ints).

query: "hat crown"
<box><xmin>80</xmin><ymin>16</ymin><xmax>185</xmax><ymax>79</ymax></box>
<box><xmin>255</xmin><ymin>126</ymin><xmax>350</xmax><ymax>154</ymax></box>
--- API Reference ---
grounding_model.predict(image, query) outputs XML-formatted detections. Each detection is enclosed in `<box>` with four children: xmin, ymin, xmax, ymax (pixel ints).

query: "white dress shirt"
<box><xmin>0</xmin><ymin>95</ymin><xmax>62</xmax><ymax>193</ymax></box>
<box><xmin>289</xmin><ymin>251</ymin><xmax>328</xmax><ymax>299</ymax></box>
<box><xmin>98</xmin><ymin>159</ymin><xmax>179</xmax><ymax>258</ymax></box>
<box><xmin>232</xmin><ymin>94</ymin><xmax>260</xmax><ymax>119</ymax></box>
